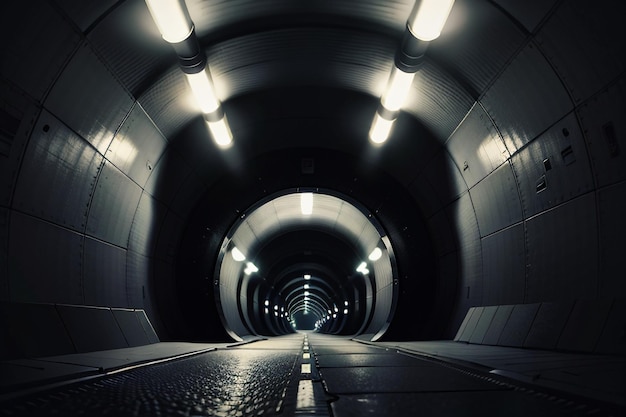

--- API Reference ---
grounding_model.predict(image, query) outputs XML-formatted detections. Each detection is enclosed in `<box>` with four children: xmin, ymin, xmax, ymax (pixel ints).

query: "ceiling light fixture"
<box><xmin>368</xmin><ymin>247</ymin><xmax>383</xmax><ymax>261</ymax></box>
<box><xmin>231</xmin><ymin>246</ymin><xmax>246</xmax><ymax>262</ymax></box>
<box><xmin>144</xmin><ymin>0</ymin><xmax>233</xmax><ymax>148</ymax></box>
<box><xmin>300</xmin><ymin>193</ymin><xmax>313</xmax><ymax>215</ymax></box>
<box><xmin>369</xmin><ymin>0</ymin><xmax>455</xmax><ymax>145</ymax></box>
<box><xmin>408</xmin><ymin>0</ymin><xmax>456</xmax><ymax>41</ymax></box>
<box><xmin>244</xmin><ymin>262</ymin><xmax>259</xmax><ymax>275</ymax></box>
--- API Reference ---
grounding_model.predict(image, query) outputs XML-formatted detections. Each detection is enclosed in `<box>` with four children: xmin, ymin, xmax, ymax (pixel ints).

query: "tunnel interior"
<box><xmin>0</xmin><ymin>0</ymin><xmax>624</xmax><ymax>369</ymax></box>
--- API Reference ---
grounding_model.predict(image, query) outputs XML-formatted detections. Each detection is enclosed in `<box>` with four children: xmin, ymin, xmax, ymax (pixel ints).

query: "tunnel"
<box><xmin>0</xmin><ymin>0</ymin><xmax>625</xmax><ymax>415</ymax></box>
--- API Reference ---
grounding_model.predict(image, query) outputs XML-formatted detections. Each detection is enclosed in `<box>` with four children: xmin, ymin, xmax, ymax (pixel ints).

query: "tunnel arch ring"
<box><xmin>213</xmin><ymin>188</ymin><xmax>399</xmax><ymax>341</ymax></box>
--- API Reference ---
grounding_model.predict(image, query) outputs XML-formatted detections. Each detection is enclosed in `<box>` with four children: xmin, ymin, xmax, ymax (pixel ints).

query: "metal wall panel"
<box><xmin>12</xmin><ymin>111</ymin><xmax>102</xmax><ymax>232</ymax></box>
<box><xmin>0</xmin><ymin>0</ymin><xmax>80</xmax><ymax>101</ymax></box>
<box><xmin>407</xmin><ymin>173</ymin><xmax>445</xmax><ymax>220</ymax></box>
<box><xmin>480</xmin><ymin>224</ymin><xmax>526</xmax><ymax>306</ymax></box>
<box><xmin>138</xmin><ymin>69</ymin><xmax>196</xmax><ymax>140</ymax></box>
<box><xmin>154</xmin><ymin>210</ymin><xmax>184</xmax><ymax>264</ymax></box>
<box><xmin>481</xmin><ymin>43</ymin><xmax>573</xmax><ymax>153</ymax></box>
<box><xmin>0</xmin><ymin>208</ymin><xmax>8</xmax><ymax>301</ymax></box>
<box><xmin>482</xmin><ymin>304</ymin><xmax>514</xmax><ymax>346</ymax></box>
<box><xmin>577</xmin><ymin>78</ymin><xmax>626</xmax><ymax>187</ymax></box>
<box><xmin>105</xmin><ymin>103</ymin><xmax>168</xmax><ymax>188</ymax></box>
<box><xmin>45</xmin><ymin>42</ymin><xmax>134</xmax><ymax>155</ymax></box>
<box><xmin>169</xmin><ymin>170</ymin><xmax>209</xmax><ymax>220</ymax></box>
<box><xmin>446</xmin><ymin>103</ymin><xmax>509</xmax><ymax>189</ymax></box>
<box><xmin>126</xmin><ymin>250</ymin><xmax>150</xmax><ymax>309</ymax></box>
<box><xmin>523</xmin><ymin>301</ymin><xmax>574</xmax><ymax>350</ymax></box>
<box><xmin>557</xmin><ymin>299</ymin><xmax>612</xmax><ymax>353</ymax></box>
<box><xmin>432</xmin><ymin>0</ymin><xmax>527</xmax><ymax>94</ymax></box>
<box><xmin>469</xmin><ymin>305</ymin><xmax>498</xmax><ymax>344</ymax></box>
<box><xmin>0</xmin><ymin>81</ymin><xmax>40</xmax><ymax>207</ymax></box>
<box><xmin>597</xmin><ymin>182</ymin><xmax>626</xmax><ymax>297</ymax></box>
<box><xmin>128</xmin><ymin>192</ymin><xmax>168</xmax><ymax>257</ymax></box>
<box><xmin>8</xmin><ymin>212</ymin><xmax>83</xmax><ymax>304</ymax></box>
<box><xmin>493</xmin><ymin>0</ymin><xmax>559</xmax><ymax>33</ymax></box>
<box><xmin>511</xmin><ymin>112</ymin><xmax>595</xmax><ymax>219</ymax></box>
<box><xmin>408</xmin><ymin>62</ymin><xmax>474</xmax><ymax>144</ymax></box>
<box><xmin>537</xmin><ymin>0</ymin><xmax>626</xmax><ymax>105</ymax></box>
<box><xmin>469</xmin><ymin>162</ymin><xmax>522</xmax><ymax>236</ymax></box>
<box><xmin>424</xmin><ymin>150</ymin><xmax>468</xmax><ymax>208</ymax></box>
<box><xmin>458</xmin><ymin>306</ymin><xmax>483</xmax><ymax>342</ymax></box>
<box><xmin>427</xmin><ymin>210</ymin><xmax>455</xmax><ymax>257</ymax></box>
<box><xmin>453</xmin><ymin>307</ymin><xmax>475</xmax><ymax>341</ymax></box>
<box><xmin>83</xmin><ymin>236</ymin><xmax>128</xmax><ymax>308</ymax></box>
<box><xmin>596</xmin><ymin>299</ymin><xmax>626</xmax><ymax>355</ymax></box>
<box><xmin>54</xmin><ymin>0</ymin><xmax>119</xmax><ymax>32</ymax></box>
<box><xmin>497</xmin><ymin>303</ymin><xmax>540</xmax><ymax>347</ymax></box>
<box><xmin>446</xmin><ymin>193</ymin><xmax>483</xmax><ymax>306</ymax></box>
<box><xmin>525</xmin><ymin>193</ymin><xmax>598</xmax><ymax>302</ymax></box>
<box><xmin>144</xmin><ymin>148</ymin><xmax>191</xmax><ymax>205</ymax></box>
<box><xmin>86</xmin><ymin>162</ymin><xmax>143</xmax><ymax>248</ymax></box>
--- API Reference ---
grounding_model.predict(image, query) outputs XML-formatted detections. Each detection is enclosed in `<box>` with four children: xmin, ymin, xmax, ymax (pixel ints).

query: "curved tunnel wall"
<box><xmin>0</xmin><ymin>0</ymin><xmax>624</xmax><ymax>344</ymax></box>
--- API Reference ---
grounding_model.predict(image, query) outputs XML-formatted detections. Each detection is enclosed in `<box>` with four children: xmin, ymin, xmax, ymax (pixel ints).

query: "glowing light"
<box><xmin>144</xmin><ymin>0</ymin><xmax>194</xmax><ymax>43</ymax></box>
<box><xmin>381</xmin><ymin>67</ymin><xmax>415</xmax><ymax>112</ymax></box>
<box><xmin>231</xmin><ymin>246</ymin><xmax>246</xmax><ymax>262</ymax></box>
<box><xmin>264</xmin><ymin>300</ymin><xmax>269</xmax><ymax>306</ymax></box>
<box><xmin>344</xmin><ymin>309</ymin><xmax>348</xmax><ymax>314</ymax></box>
<box><xmin>304</xmin><ymin>284</ymin><xmax>310</xmax><ymax>289</ymax></box>
<box><xmin>304</xmin><ymin>274</ymin><xmax>311</xmax><ymax>280</ymax></box>
<box><xmin>408</xmin><ymin>0</ymin><xmax>455</xmax><ymax>41</ymax></box>
<box><xmin>304</xmin><ymin>291</ymin><xmax>310</xmax><ymax>296</ymax></box>
<box><xmin>300</xmin><ymin>193</ymin><xmax>313</xmax><ymax>215</ymax></box>
<box><xmin>244</xmin><ymin>262</ymin><xmax>258</xmax><ymax>275</ymax></box>
<box><xmin>369</xmin><ymin>113</ymin><xmax>394</xmax><ymax>144</ymax></box>
<box><xmin>368</xmin><ymin>247</ymin><xmax>383</xmax><ymax>261</ymax></box>
<box><xmin>356</xmin><ymin>262</ymin><xmax>370</xmax><ymax>275</ymax></box>
<box><xmin>207</xmin><ymin>117</ymin><xmax>232</xmax><ymax>148</ymax></box>
<box><xmin>184</xmin><ymin>70</ymin><xmax>220</xmax><ymax>114</ymax></box>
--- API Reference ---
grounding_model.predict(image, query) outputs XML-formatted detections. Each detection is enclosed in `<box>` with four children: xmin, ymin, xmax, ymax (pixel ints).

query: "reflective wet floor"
<box><xmin>0</xmin><ymin>334</ymin><xmax>620</xmax><ymax>416</ymax></box>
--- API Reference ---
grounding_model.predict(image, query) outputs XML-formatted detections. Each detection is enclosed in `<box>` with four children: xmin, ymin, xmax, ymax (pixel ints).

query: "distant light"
<box><xmin>369</xmin><ymin>113</ymin><xmax>394</xmax><ymax>144</ymax></box>
<box><xmin>144</xmin><ymin>0</ymin><xmax>194</xmax><ymax>43</ymax></box>
<box><xmin>274</xmin><ymin>311</ymin><xmax>278</xmax><ymax>317</ymax></box>
<box><xmin>368</xmin><ymin>247</ymin><xmax>383</xmax><ymax>261</ymax></box>
<box><xmin>344</xmin><ymin>309</ymin><xmax>348</xmax><ymax>314</ymax></box>
<box><xmin>300</xmin><ymin>193</ymin><xmax>313</xmax><ymax>215</ymax></box>
<box><xmin>408</xmin><ymin>0</ymin><xmax>455</xmax><ymax>41</ymax></box>
<box><xmin>344</xmin><ymin>301</ymin><xmax>349</xmax><ymax>306</ymax></box>
<box><xmin>356</xmin><ymin>262</ymin><xmax>370</xmax><ymax>275</ymax></box>
<box><xmin>328</xmin><ymin>309</ymin><xmax>332</xmax><ymax>314</ymax></box>
<box><xmin>274</xmin><ymin>305</ymin><xmax>279</xmax><ymax>311</ymax></box>
<box><xmin>304</xmin><ymin>291</ymin><xmax>310</xmax><ymax>296</ymax></box>
<box><xmin>304</xmin><ymin>274</ymin><xmax>311</xmax><ymax>280</ymax></box>
<box><xmin>231</xmin><ymin>246</ymin><xmax>246</xmax><ymax>262</ymax></box>
<box><xmin>333</xmin><ymin>314</ymin><xmax>337</xmax><ymax>319</ymax></box>
<box><xmin>381</xmin><ymin>67</ymin><xmax>415</xmax><ymax>112</ymax></box>
<box><xmin>304</xmin><ymin>296</ymin><xmax>310</xmax><ymax>301</ymax></box>
<box><xmin>243</xmin><ymin>262</ymin><xmax>258</xmax><ymax>275</ymax></box>
<box><xmin>207</xmin><ymin>117</ymin><xmax>233</xmax><ymax>148</ymax></box>
<box><xmin>264</xmin><ymin>300</ymin><xmax>269</xmax><ymax>306</ymax></box>
<box><xmin>184</xmin><ymin>70</ymin><xmax>220</xmax><ymax>114</ymax></box>
<box><xmin>334</xmin><ymin>306</ymin><xmax>338</xmax><ymax>312</ymax></box>
<box><xmin>264</xmin><ymin>308</ymin><xmax>268</xmax><ymax>314</ymax></box>
<box><xmin>304</xmin><ymin>284</ymin><xmax>310</xmax><ymax>289</ymax></box>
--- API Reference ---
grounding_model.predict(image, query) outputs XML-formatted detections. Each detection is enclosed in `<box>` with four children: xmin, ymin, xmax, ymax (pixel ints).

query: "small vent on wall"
<box><xmin>602</xmin><ymin>121</ymin><xmax>620</xmax><ymax>157</ymax></box>
<box><xmin>561</xmin><ymin>146</ymin><xmax>576</xmax><ymax>166</ymax></box>
<box><xmin>543</xmin><ymin>157</ymin><xmax>552</xmax><ymax>171</ymax></box>
<box><xmin>536</xmin><ymin>175</ymin><xmax>547</xmax><ymax>193</ymax></box>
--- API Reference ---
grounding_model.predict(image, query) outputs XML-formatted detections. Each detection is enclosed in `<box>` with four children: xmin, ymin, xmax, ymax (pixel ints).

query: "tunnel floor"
<box><xmin>0</xmin><ymin>334</ymin><xmax>622</xmax><ymax>416</ymax></box>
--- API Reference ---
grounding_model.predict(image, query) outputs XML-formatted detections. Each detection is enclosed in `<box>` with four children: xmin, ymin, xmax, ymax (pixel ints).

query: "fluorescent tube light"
<box><xmin>408</xmin><ymin>0</ymin><xmax>455</xmax><ymax>41</ymax></box>
<box><xmin>145</xmin><ymin>0</ymin><xmax>194</xmax><ymax>43</ymax></box>
<box><xmin>244</xmin><ymin>262</ymin><xmax>258</xmax><ymax>275</ymax></box>
<box><xmin>207</xmin><ymin>117</ymin><xmax>233</xmax><ymax>148</ymax></box>
<box><xmin>381</xmin><ymin>67</ymin><xmax>415</xmax><ymax>112</ymax></box>
<box><xmin>185</xmin><ymin>70</ymin><xmax>221</xmax><ymax>115</ymax></box>
<box><xmin>300</xmin><ymin>193</ymin><xmax>313</xmax><ymax>215</ymax></box>
<box><xmin>369</xmin><ymin>114</ymin><xmax>395</xmax><ymax>144</ymax></box>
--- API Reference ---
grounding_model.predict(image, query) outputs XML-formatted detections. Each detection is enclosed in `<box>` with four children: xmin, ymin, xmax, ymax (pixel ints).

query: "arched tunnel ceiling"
<box><xmin>1</xmin><ymin>0</ymin><xmax>624</xmax><ymax>344</ymax></box>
